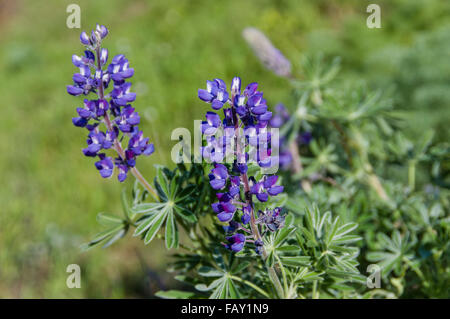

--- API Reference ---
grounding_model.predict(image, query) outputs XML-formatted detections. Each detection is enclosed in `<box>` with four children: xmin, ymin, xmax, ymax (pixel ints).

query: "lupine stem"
<box><xmin>94</xmin><ymin>46</ymin><xmax>159</xmax><ymax>202</ymax></box>
<box><xmin>230</xmin><ymin>93</ymin><xmax>285</xmax><ymax>299</ymax></box>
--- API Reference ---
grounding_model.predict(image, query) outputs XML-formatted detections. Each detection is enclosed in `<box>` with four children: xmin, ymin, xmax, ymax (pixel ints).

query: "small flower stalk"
<box><xmin>67</xmin><ymin>25</ymin><xmax>157</xmax><ymax>194</ymax></box>
<box><xmin>198</xmin><ymin>77</ymin><xmax>286</xmax><ymax>254</ymax></box>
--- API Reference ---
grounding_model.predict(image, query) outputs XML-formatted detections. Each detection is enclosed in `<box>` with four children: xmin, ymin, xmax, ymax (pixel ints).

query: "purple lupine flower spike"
<box><xmin>67</xmin><ymin>25</ymin><xmax>154</xmax><ymax>182</ymax></box>
<box><xmin>198</xmin><ymin>77</ymin><xmax>286</xmax><ymax>253</ymax></box>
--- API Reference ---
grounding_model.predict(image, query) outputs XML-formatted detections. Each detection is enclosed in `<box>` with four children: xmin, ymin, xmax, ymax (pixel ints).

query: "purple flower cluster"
<box><xmin>67</xmin><ymin>25</ymin><xmax>154</xmax><ymax>182</ymax></box>
<box><xmin>198</xmin><ymin>77</ymin><xmax>285</xmax><ymax>253</ymax></box>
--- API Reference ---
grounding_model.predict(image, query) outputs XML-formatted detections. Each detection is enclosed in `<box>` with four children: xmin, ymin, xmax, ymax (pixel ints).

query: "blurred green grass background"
<box><xmin>0</xmin><ymin>0</ymin><xmax>448</xmax><ymax>297</ymax></box>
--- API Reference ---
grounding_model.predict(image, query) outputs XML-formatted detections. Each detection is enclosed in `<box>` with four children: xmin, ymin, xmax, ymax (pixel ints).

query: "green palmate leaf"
<box><xmin>202</xmin><ymin>277</ymin><xmax>241</xmax><ymax>299</ymax></box>
<box><xmin>175</xmin><ymin>184</ymin><xmax>196</xmax><ymax>202</ymax></box>
<box><xmin>331</xmin><ymin>234</ymin><xmax>362</xmax><ymax>245</ymax></box>
<box><xmin>226</xmin><ymin>279</ymin><xmax>240</xmax><ymax>299</ymax></box>
<box><xmin>325</xmin><ymin>216</ymin><xmax>340</xmax><ymax>245</ymax></box>
<box><xmin>144</xmin><ymin>207</ymin><xmax>170</xmax><ymax>244</ymax></box>
<box><xmin>195</xmin><ymin>250</ymin><xmax>247</xmax><ymax>299</ymax></box>
<box><xmin>154</xmin><ymin>179</ymin><xmax>168</xmax><ymax>202</ymax></box>
<box><xmin>155</xmin><ymin>290</ymin><xmax>196</xmax><ymax>299</ymax></box>
<box><xmin>292</xmin><ymin>204</ymin><xmax>363</xmax><ymax>290</ymax></box>
<box><xmin>102</xmin><ymin>227</ymin><xmax>127</xmax><ymax>248</ymax></box>
<box><xmin>335</xmin><ymin>222</ymin><xmax>358</xmax><ymax>239</ymax></box>
<box><xmin>169</xmin><ymin>176</ymin><xmax>179</xmax><ymax>200</ymax></box>
<box><xmin>276</xmin><ymin>245</ymin><xmax>301</xmax><ymax>252</ymax></box>
<box><xmin>82</xmin><ymin>210</ymin><xmax>131</xmax><ymax>250</ymax></box>
<box><xmin>174</xmin><ymin>204</ymin><xmax>197</xmax><ymax>223</ymax></box>
<box><xmin>165</xmin><ymin>210</ymin><xmax>178</xmax><ymax>249</ymax></box>
<box><xmin>198</xmin><ymin>266</ymin><xmax>225</xmax><ymax>277</ymax></box>
<box><xmin>280</xmin><ymin>256</ymin><xmax>311</xmax><ymax>267</ymax></box>
<box><xmin>293</xmin><ymin>267</ymin><xmax>324</xmax><ymax>282</ymax></box>
<box><xmin>96</xmin><ymin>213</ymin><xmax>124</xmax><ymax>227</ymax></box>
<box><xmin>327</xmin><ymin>269</ymin><xmax>366</xmax><ymax>283</ymax></box>
<box><xmin>195</xmin><ymin>277</ymin><xmax>224</xmax><ymax>292</ymax></box>
<box><xmin>231</xmin><ymin>261</ymin><xmax>251</xmax><ymax>274</ymax></box>
<box><xmin>366</xmin><ymin>231</ymin><xmax>416</xmax><ymax>276</ymax></box>
<box><xmin>88</xmin><ymin>225</ymin><xmax>123</xmax><ymax>245</ymax></box>
<box><xmin>155</xmin><ymin>165</ymin><xmax>170</xmax><ymax>196</ymax></box>
<box><xmin>133</xmin><ymin>212</ymin><xmax>161</xmax><ymax>236</ymax></box>
<box><xmin>274</xmin><ymin>225</ymin><xmax>296</xmax><ymax>247</ymax></box>
<box><xmin>131</xmin><ymin>164</ymin><xmax>200</xmax><ymax>248</ymax></box>
<box><xmin>121</xmin><ymin>189</ymin><xmax>134</xmax><ymax>220</ymax></box>
<box><xmin>326</xmin><ymin>219</ymin><xmax>359</xmax><ymax>246</ymax></box>
<box><xmin>82</xmin><ymin>223</ymin><xmax>128</xmax><ymax>250</ymax></box>
<box><xmin>298</xmin><ymin>226</ymin><xmax>317</xmax><ymax>245</ymax></box>
<box><xmin>131</xmin><ymin>203</ymin><xmax>165</xmax><ymax>214</ymax></box>
<box><xmin>209</xmin><ymin>279</ymin><xmax>228</xmax><ymax>299</ymax></box>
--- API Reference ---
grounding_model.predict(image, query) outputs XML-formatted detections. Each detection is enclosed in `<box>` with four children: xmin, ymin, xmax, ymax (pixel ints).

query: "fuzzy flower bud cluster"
<box><xmin>67</xmin><ymin>25</ymin><xmax>154</xmax><ymax>182</ymax></box>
